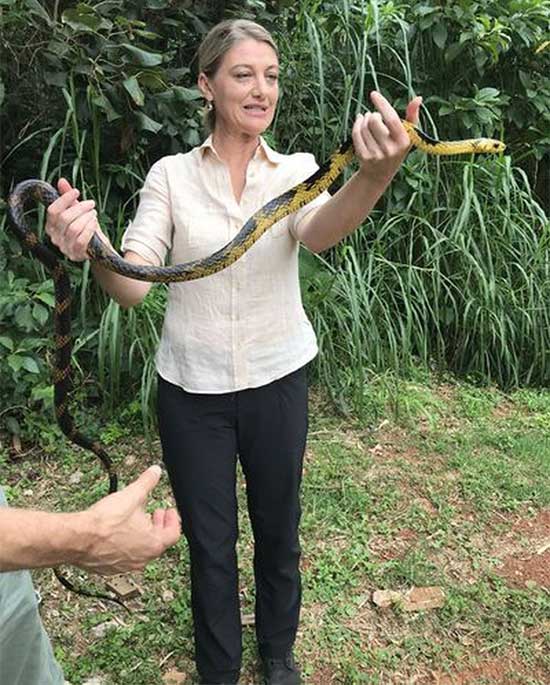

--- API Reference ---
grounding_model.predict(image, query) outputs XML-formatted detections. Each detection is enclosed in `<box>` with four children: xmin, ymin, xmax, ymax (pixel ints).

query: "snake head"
<box><xmin>481</xmin><ymin>139</ymin><xmax>506</xmax><ymax>154</ymax></box>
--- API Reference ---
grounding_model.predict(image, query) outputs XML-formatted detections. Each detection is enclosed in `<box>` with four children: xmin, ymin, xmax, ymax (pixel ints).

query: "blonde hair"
<box><xmin>198</xmin><ymin>19</ymin><xmax>279</xmax><ymax>133</ymax></box>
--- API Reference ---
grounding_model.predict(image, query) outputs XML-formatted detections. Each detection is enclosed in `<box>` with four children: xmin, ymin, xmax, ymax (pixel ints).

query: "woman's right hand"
<box><xmin>45</xmin><ymin>178</ymin><xmax>110</xmax><ymax>261</ymax></box>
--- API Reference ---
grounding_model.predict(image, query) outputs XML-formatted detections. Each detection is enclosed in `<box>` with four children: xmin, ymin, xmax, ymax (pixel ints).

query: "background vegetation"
<box><xmin>0</xmin><ymin>0</ymin><xmax>549</xmax><ymax>434</ymax></box>
<box><xmin>1</xmin><ymin>2</ymin><xmax>549</xmax><ymax>683</ymax></box>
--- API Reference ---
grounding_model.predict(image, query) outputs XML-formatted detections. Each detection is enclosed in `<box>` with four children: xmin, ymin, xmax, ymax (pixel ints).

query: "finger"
<box><xmin>69</xmin><ymin>212</ymin><xmax>99</xmax><ymax>260</ymax></box>
<box><xmin>47</xmin><ymin>188</ymin><xmax>80</xmax><ymax>222</ymax></box>
<box><xmin>361</xmin><ymin>113</ymin><xmax>382</xmax><ymax>156</ymax></box>
<box><xmin>159</xmin><ymin>508</ymin><xmax>181</xmax><ymax>547</ymax></box>
<box><xmin>368</xmin><ymin>112</ymin><xmax>391</xmax><ymax>148</ymax></box>
<box><xmin>152</xmin><ymin>508</ymin><xmax>166</xmax><ymax>528</ymax></box>
<box><xmin>369</xmin><ymin>90</ymin><xmax>406</xmax><ymax>141</ymax></box>
<box><xmin>60</xmin><ymin>199</ymin><xmax>96</xmax><ymax>229</ymax></box>
<box><xmin>351</xmin><ymin>114</ymin><xmax>369</xmax><ymax>159</ymax></box>
<box><xmin>57</xmin><ymin>178</ymin><xmax>75</xmax><ymax>196</ymax></box>
<box><xmin>405</xmin><ymin>96</ymin><xmax>422</xmax><ymax>126</ymax></box>
<box><xmin>124</xmin><ymin>464</ymin><xmax>162</xmax><ymax>505</ymax></box>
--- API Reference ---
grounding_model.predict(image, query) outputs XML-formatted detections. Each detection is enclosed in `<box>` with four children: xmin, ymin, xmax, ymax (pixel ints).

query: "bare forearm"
<box><xmin>297</xmin><ymin>169</ymin><xmax>392</xmax><ymax>253</ymax></box>
<box><xmin>0</xmin><ymin>509</ymin><xmax>92</xmax><ymax>572</ymax></box>
<box><xmin>90</xmin><ymin>256</ymin><xmax>151</xmax><ymax>308</ymax></box>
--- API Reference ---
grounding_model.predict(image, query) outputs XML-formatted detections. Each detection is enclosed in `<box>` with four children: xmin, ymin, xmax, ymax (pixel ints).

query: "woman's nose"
<box><xmin>251</xmin><ymin>77</ymin><xmax>268</xmax><ymax>97</ymax></box>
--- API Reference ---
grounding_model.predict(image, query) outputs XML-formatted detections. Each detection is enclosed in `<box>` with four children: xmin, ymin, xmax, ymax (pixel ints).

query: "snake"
<box><xmin>6</xmin><ymin>119</ymin><xmax>505</xmax><ymax>604</ymax></box>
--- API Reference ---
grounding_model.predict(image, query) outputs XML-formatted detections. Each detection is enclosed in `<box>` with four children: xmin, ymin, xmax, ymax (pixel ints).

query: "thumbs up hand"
<box><xmin>74</xmin><ymin>465</ymin><xmax>181</xmax><ymax>575</ymax></box>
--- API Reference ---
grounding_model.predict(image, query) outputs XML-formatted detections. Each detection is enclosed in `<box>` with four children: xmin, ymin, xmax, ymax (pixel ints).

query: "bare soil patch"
<box><xmin>430</xmin><ymin>654</ymin><xmax>548</xmax><ymax>684</ymax></box>
<box><xmin>494</xmin><ymin>509</ymin><xmax>550</xmax><ymax>589</ymax></box>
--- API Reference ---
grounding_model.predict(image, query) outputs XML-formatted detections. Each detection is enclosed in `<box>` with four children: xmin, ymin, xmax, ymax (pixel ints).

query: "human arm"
<box><xmin>45</xmin><ymin>167</ymin><xmax>172</xmax><ymax>307</ymax></box>
<box><xmin>0</xmin><ymin>465</ymin><xmax>181</xmax><ymax>574</ymax></box>
<box><xmin>295</xmin><ymin>91</ymin><xmax>422</xmax><ymax>253</ymax></box>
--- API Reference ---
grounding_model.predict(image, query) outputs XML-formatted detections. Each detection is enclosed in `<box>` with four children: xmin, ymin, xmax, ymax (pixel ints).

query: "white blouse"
<box><xmin>121</xmin><ymin>135</ymin><xmax>330</xmax><ymax>393</ymax></box>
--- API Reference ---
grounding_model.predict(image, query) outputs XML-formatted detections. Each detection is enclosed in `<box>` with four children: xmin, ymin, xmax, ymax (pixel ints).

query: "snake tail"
<box><xmin>8</xmin><ymin>181</ymin><xmax>118</xmax><ymax>493</ymax></box>
<box><xmin>8</xmin><ymin>182</ymin><xmax>123</xmax><ymax>606</ymax></box>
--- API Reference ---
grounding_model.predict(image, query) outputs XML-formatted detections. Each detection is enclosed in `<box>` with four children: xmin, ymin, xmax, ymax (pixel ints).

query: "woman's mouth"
<box><xmin>243</xmin><ymin>104</ymin><xmax>269</xmax><ymax>116</ymax></box>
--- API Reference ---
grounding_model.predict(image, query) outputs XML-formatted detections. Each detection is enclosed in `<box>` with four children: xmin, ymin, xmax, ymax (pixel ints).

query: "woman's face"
<box><xmin>199</xmin><ymin>38</ymin><xmax>279</xmax><ymax>139</ymax></box>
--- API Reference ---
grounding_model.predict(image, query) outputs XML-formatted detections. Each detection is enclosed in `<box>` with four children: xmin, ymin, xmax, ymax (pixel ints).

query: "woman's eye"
<box><xmin>267</xmin><ymin>74</ymin><xmax>278</xmax><ymax>82</ymax></box>
<box><xmin>236</xmin><ymin>73</ymin><xmax>251</xmax><ymax>79</ymax></box>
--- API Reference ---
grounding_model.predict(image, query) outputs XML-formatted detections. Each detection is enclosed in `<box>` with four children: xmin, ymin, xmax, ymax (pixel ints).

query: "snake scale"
<box><xmin>6</xmin><ymin>120</ymin><xmax>505</xmax><ymax>604</ymax></box>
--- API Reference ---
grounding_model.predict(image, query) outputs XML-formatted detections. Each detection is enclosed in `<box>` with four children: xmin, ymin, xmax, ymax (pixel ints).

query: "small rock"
<box><xmin>23</xmin><ymin>489</ymin><xmax>33</xmax><ymax>497</ymax></box>
<box><xmin>372</xmin><ymin>586</ymin><xmax>445</xmax><ymax>612</ymax></box>
<box><xmin>91</xmin><ymin>620</ymin><xmax>118</xmax><ymax>639</ymax></box>
<box><xmin>241</xmin><ymin>612</ymin><xmax>255</xmax><ymax>626</ymax></box>
<box><xmin>372</xmin><ymin>589</ymin><xmax>402</xmax><ymax>608</ymax></box>
<box><xmin>69</xmin><ymin>471</ymin><xmax>83</xmax><ymax>485</ymax></box>
<box><xmin>82</xmin><ymin>677</ymin><xmax>107</xmax><ymax>685</ymax></box>
<box><xmin>124</xmin><ymin>455</ymin><xmax>136</xmax><ymax>466</ymax></box>
<box><xmin>105</xmin><ymin>575</ymin><xmax>141</xmax><ymax>600</ymax></box>
<box><xmin>162</xmin><ymin>589</ymin><xmax>175</xmax><ymax>602</ymax></box>
<box><xmin>403</xmin><ymin>586</ymin><xmax>445</xmax><ymax>611</ymax></box>
<box><xmin>162</xmin><ymin>669</ymin><xmax>186</xmax><ymax>685</ymax></box>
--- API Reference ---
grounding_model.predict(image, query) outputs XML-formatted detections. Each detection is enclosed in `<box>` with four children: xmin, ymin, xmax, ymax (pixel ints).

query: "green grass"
<box><xmin>2</xmin><ymin>379</ymin><xmax>549</xmax><ymax>684</ymax></box>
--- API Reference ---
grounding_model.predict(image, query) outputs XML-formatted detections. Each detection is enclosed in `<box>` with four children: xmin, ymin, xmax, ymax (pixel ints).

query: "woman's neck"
<box><xmin>211</xmin><ymin>126</ymin><xmax>260</xmax><ymax>168</ymax></box>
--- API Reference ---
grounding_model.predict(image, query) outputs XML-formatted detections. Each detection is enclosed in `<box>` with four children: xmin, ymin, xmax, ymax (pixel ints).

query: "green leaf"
<box><xmin>32</xmin><ymin>303</ymin><xmax>49</xmax><ymax>326</ymax></box>
<box><xmin>15</xmin><ymin>305</ymin><xmax>35</xmax><ymax>331</ymax></box>
<box><xmin>7</xmin><ymin>354</ymin><xmax>24</xmax><ymax>373</ymax></box>
<box><xmin>36</xmin><ymin>292</ymin><xmax>55</xmax><ymax>307</ymax></box>
<box><xmin>0</xmin><ymin>336</ymin><xmax>13</xmax><ymax>351</ymax></box>
<box><xmin>62</xmin><ymin>6</ymin><xmax>101</xmax><ymax>32</ymax></box>
<box><xmin>135</xmin><ymin>29</ymin><xmax>162</xmax><ymax>40</ymax></box>
<box><xmin>22</xmin><ymin>357</ymin><xmax>40</xmax><ymax>374</ymax></box>
<box><xmin>432</xmin><ymin>22</ymin><xmax>448</xmax><ymax>50</ymax></box>
<box><xmin>475</xmin><ymin>108</ymin><xmax>493</xmax><ymax>124</ymax></box>
<box><xmin>477</xmin><ymin>87</ymin><xmax>500</xmax><ymax>101</ymax></box>
<box><xmin>25</xmin><ymin>0</ymin><xmax>52</xmax><ymax>24</ymax></box>
<box><xmin>121</xmin><ymin>44</ymin><xmax>163</xmax><ymax>67</ymax></box>
<box><xmin>91</xmin><ymin>94</ymin><xmax>121</xmax><ymax>122</ymax></box>
<box><xmin>31</xmin><ymin>385</ymin><xmax>54</xmax><ymax>402</ymax></box>
<box><xmin>123</xmin><ymin>76</ymin><xmax>145</xmax><ymax>106</ymax></box>
<box><xmin>170</xmin><ymin>86</ymin><xmax>203</xmax><ymax>102</ymax></box>
<box><xmin>134</xmin><ymin>111</ymin><xmax>163</xmax><ymax>133</ymax></box>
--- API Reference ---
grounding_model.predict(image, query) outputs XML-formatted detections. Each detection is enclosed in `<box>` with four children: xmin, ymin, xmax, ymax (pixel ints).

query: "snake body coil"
<box><xmin>6</xmin><ymin>121</ymin><xmax>504</xmax><ymax>603</ymax></box>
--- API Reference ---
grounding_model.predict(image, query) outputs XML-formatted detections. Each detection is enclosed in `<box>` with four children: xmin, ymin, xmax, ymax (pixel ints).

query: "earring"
<box><xmin>206</xmin><ymin>100</ymin><xmax>214</xmax><ymax>111</ymax></box>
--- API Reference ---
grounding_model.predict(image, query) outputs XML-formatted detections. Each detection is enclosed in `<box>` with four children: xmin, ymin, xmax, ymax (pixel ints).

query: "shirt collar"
<box><xmin>198</xmin><ymin>135</ymin><xmax>285</xmax><ymax>165</ymax></box>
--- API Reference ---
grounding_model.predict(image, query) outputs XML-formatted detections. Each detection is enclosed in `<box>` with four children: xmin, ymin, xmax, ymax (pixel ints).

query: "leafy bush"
<box><xmin>0</xmin><ymin>0</ymin><xmax>548</xmax><ymax>435</ymax></box>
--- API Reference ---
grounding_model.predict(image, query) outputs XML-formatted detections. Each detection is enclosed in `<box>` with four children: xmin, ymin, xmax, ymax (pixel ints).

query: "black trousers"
<box><xmin>157</xmin><ymin>366</ymin><xmax>308</xmax><ymax>684</ymax></box>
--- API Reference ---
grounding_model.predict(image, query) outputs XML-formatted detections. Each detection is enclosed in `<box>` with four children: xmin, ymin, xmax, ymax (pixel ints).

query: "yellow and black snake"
<box><xmin>6</xmin><ymin>120</ymin><xmax>505</xmax><ymax>604</ymax></box>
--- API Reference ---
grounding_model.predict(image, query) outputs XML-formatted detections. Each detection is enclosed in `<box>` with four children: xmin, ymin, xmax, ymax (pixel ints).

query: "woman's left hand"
<box><xmin>353</xmin><ymin>91</ymin><xmax>422</xmax><ymax>185</ymax></box>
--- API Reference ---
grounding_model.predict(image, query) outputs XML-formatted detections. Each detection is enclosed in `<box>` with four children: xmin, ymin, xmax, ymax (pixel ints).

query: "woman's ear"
<box><xmin>198</xmin><ymin>72</ymin><xmax>213</xmax><ymax>102</ymax></box>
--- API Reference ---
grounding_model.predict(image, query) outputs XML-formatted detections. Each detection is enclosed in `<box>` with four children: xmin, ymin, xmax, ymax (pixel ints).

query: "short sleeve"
<box><xmin>289</xmin><ymin>153</ymin><xmax>331</xmax><ymax>241</ymax></box>
<box><xmin>120</xmin><ymin>158</ymin><xmax>173</xmax><ymax>266</ymax></box>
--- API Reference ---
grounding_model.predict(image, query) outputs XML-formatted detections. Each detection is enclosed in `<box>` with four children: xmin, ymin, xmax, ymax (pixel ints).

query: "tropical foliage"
<box><xmin>0</xmin><ymin>0</ymin><xmax>549</xmax><ymax>436</ymax></box>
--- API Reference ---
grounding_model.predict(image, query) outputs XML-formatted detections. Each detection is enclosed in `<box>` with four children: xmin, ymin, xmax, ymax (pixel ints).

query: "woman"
<box><xmin>45</xmin><ymin>19</ymin><xmax>420</xmax><ymax>685</ymax></box>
